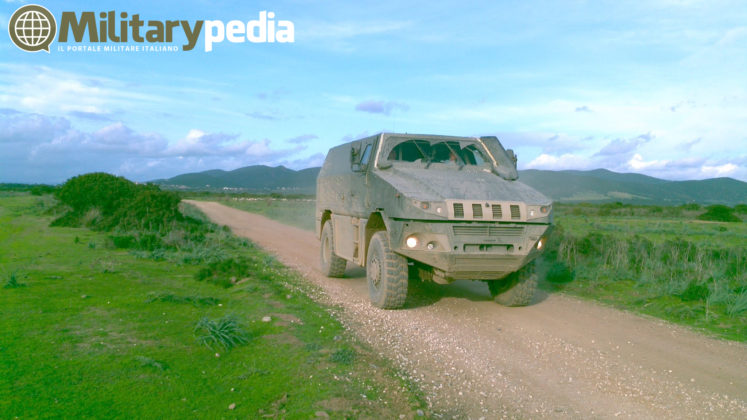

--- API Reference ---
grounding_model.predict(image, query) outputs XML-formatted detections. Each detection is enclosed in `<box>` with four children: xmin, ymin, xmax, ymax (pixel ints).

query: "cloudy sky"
<box><xmin>1</xmin><ymin>0</ymin><xmax>746</xmax><ymax>183</ymax></box>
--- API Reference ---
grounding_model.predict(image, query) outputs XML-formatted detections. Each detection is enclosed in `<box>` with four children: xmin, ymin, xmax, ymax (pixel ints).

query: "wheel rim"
<box><xmin>369</xmin><ymin>256</ymin><xmax>381</xmax><ymax>289</ymax></box>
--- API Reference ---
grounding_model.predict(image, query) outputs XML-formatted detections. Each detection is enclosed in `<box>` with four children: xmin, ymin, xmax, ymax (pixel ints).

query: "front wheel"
<box><xmin>487</xmin><ymin>263</ymin><xmax>537</xmax><ymax>307</ymax></box>
<box><xmin>366</xmin><ymin>231</ymin><xmax>408</xmax><ymax>309</ymax></box>
<box><xmin>320</xmin><ymin>221</ymin><xmax>346</xmax><ymax>277</ymax></box>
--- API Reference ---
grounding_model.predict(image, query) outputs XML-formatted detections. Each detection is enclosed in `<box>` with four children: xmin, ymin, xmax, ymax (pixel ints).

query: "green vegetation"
<box><xmin>202</xmin><ymin>196</ymin><xmax>747</xmax><ymax>341</ymax></box>
<box><xmin>541</xmin><ymin>204</ymin><xmax>746</xmax><ymax>341</ymax></box>
<box><xmin>194</xmin><ymin>315</ymin><xmax>251</xmax><ymax>350</ymax></box>
<box><xmin>52</xmin><ymin>172</ymin><xmax>185</xmax><ymax>234</ymax></box>
<box><xmin>696</xmin><ymin>204</ymin><xmax>741</xmax><ymax>222</ymax></box>
<box><xmin>209</xmin><ymin>196</ymin><xmax>316</xmax><ymax>231</ymax></box>
<box><xmin>0</xmin><ymin>191</ymin><xmax>425</xmax><ymax>418</ymax></box>
<box><xmin>3</xmin><ymin>272</ymin><xmax>26</xmax><ymax>289</ymax></box>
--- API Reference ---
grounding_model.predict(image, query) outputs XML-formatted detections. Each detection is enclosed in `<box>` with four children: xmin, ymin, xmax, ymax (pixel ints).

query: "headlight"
<box><xmin>536</xmin><ymin>237</ymin><xmax>545</xmax><ymax>250</ymax></box>
<box><xmin>406</xmin><ymin>236</ymin><xmax>418</xmax><ymax>248</ymax></box>
<box><xmin>527</xmin><ymin>204</ymin><xmax>552</xmax><ymax>220</ymax></box>
<box><xmin>411</xmin><ymin>200</ymin><xmax>447</xmax><ymax>217</ymax></box>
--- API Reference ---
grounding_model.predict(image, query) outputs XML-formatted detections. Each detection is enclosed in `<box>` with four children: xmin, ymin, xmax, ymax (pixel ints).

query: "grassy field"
<box><xmin>212</xmin><ymin>196</ymin><xmax>316</xmax><ymax>232</ymax></box>
<box><xmin>212</xmin><ymin>196</ymin><xmax>746</xmax><ymax>342</ymax></box>
<box><xmin>0</xmin><ymin>193</ymin><xmax>426</xmax><ymax>418</ymax></box>
<box><xmin>543</xmin><ymin>204</ymin><xmax>746</xmax><ymax>342</ymax></box>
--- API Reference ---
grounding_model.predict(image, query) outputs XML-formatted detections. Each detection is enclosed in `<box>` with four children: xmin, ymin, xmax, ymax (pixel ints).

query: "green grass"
<box><xmin>209</xmin><ymin>196</ymin><xmax>316</xmax><ymax>231</ymax></box>
<box><xmin>194</xmin><ymin>195</ymin><xmax>746</xmax><ymax>342</ymax></box>
<box><xmin>194</xmin><ymin>315</ymin><xmax>251</xmax><ymax>350</ymax></box>
<box><xmin>542</xmin><ymin>206</ymin><xmax>746</xmax><ymax>341</ymax></box>
<box><xmin>0</xmin><ymin>194</ymin><xmax>426</xmax><ymax>418</ymax></box>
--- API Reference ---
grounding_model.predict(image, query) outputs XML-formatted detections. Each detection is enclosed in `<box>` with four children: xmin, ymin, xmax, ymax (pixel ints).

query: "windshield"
<box><xmin>379</xmin><ymin>136</ymin><xmax>492</xmax><ymax>168</ymax></box>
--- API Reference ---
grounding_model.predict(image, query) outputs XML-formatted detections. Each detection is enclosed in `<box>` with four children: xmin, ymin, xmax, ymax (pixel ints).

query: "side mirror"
<box><xmin>352</xmin><ymin>163</ymin><xmax>363</xmax><ymax>172</ymax></box>
<box><xmin>350</xmin><ymin>146</ymin><xmax>359</xmax><ymax>164</ymax></box>
<box><xmin>506</xmin><ymin>149</ymin><xmax>518</xmax><ymax>167</ymax></box>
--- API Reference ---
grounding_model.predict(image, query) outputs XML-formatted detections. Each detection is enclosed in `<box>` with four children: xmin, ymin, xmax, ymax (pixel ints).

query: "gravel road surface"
<box><xmin>186</xmin><ymin>200</ymin><xmax>747</xmax><ymax>419</ymax></box>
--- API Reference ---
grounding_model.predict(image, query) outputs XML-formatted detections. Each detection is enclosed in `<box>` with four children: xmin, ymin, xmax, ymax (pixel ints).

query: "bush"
<box><xmin>329</xmin><ymin>348</ymin><xmax>356</xmax><ymax>364</ymax></box>
<box><xmin>678</xmin><ymin>281</ymin><xmax>709</xmax><ymax>302</ymax></box>
<box><xmin>545</xmin><ymin>261</ymin><xmax>574</xmax><ymax>284</ymax></box>
<box><xmin>195</xmin><ymin>257</ymin><xmax>251</xmax><ymax>288</ymax></box>
<box><xmin>3</xmin><ymin>272</ymin><xmax>26</xmax><ymax>289</ymax></box>
<box><xmin>56</xmin><ymin>173</ymin><xmax>137</xmax><ymax>216</ymax></box>
<box><xmin>105</xmin><ymin>188</ymin><xmax>183</xmax><ymax>232</ymax></box>
<box><xmin>53</xmin><ymin>173</ymin><xmax>185</xmax><ymax>233</ymax></box>
<box><xmin>30</xmin><ymin>185</ymin><xmax>56</xmax><ymax>196</ymax></box>
<box><xmin>194</xmin><ymin>315</ymin><xmax>250</xmax><ymax>350</ymax></box>
<box><xmin>697</xmin><ymin>205</ymin><xmax>740</xmax><ymax>223</ymax></box>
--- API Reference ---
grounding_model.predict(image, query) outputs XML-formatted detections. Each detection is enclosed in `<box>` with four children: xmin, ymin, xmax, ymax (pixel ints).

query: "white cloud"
<box><xmin>700</xmin><ymin>163</ymin><xmax>738</xmax><ymax>177</ymax></box>
<box><xmin>0</xmin><ymin>110</ymin><xmax>312</xmax><ymax>183</ymax></box>
<box><xmin>0</xmin><ymin>64</ymin><xmax>161</xmax><ymax>116</ymax></box>
<box><xmin>524</xmin><ymin>153</ymin><xmax>591</xmax><ymax>170</ymax></box>
<box><xmin>627</xmin><ymin>153</ymin><xmax>669</xmax><ymax>170</ymax></box>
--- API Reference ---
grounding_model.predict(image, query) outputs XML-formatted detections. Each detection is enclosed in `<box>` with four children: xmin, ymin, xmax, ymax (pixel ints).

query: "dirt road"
<box><xmin>186</xmin><ymin>200</ymin><xmax>747</xmax><ymax>419</ymax></box>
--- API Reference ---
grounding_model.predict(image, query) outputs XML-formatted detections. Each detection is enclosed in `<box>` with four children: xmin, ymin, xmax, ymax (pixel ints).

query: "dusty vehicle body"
<box><xmin>316</xmin><ymin>133</ymin><xmax>553</xmax><ymax>308</ymax></box>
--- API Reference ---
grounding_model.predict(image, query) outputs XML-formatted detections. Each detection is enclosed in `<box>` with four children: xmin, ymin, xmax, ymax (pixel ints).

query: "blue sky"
<box><xmin>1</xmin><ymin>0</ymin><xmax>746</xmax><ymax>183</ymax></box>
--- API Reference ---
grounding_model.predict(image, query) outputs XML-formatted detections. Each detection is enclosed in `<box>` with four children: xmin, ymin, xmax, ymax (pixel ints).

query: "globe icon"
<box><xmin>15</xmin><ymin>10</ymin><xmax>52</xmax><ymax>47</ymax></box>
<box><xmin>9</xmin><ymin>5</ymin><xmax>57</xmax><ymax>52</ymax></box>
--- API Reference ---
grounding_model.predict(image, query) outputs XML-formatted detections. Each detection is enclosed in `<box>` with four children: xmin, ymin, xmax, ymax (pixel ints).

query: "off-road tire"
<box><xmin>488</xmin><ymin>263</ymin><xmax>537</xmax><ymax>307</ymax></box>
<box><xmin>366</xmin><ymin>231</ymin><xmax>408</xmax><ymax>309</ymax></box>
<box><xmin>320</xmin><ymin>221</ymin><xmax>346</xmax><ymax>277</ymax></box>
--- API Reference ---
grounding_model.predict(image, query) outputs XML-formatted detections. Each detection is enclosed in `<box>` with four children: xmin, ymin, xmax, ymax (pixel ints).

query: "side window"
<box><xmin>360</xmin><ymin>144</ymin><xmax>372</xmax><ymax>165</ymax></box>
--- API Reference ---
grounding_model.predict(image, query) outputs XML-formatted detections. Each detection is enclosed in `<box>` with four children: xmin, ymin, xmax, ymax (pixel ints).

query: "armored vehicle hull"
<box><xmin>317</xmin><ymin>133</ymin><xmax>553</xmax><ymax>308</ymax></box>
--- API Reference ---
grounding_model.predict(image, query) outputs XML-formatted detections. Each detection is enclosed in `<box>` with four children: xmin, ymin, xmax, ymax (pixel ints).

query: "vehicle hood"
<box><xmin>375</xmin><ymin>166</ymin><xmax>550</xmax><ymax>204</ymax></box>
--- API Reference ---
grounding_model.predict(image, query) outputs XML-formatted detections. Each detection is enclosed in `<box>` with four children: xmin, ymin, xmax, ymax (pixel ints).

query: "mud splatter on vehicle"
<box><xmin>317</xmin><ymin>133</ymin><xmax>553</xmax><ymax>308</ymax></box>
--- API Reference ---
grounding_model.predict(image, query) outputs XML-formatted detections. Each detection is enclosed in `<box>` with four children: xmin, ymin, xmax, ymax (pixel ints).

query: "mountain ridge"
<box><xmin>151</xmin><ymin>165</ymin><xmax>747</xmax><ymax>205</ymax></box>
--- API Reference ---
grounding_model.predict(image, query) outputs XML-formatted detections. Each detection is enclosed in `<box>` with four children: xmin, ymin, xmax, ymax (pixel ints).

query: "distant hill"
<box><xmin>518</xmin><ymin>169</ymin><xmax>747</xmax><ymax>205</ymax></box>
<box><xmin>152</xmin><ymin>165</ymin><xmax>320</xmax><ymax>195</ymax></box>
<box><xmin>152</xmin><ymin>165</ymin><xmax>747</xmax><ymax>205</ymax></box>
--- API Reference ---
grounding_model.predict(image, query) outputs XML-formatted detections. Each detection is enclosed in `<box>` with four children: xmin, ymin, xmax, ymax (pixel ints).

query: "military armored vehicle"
<box><xmin>316</xmin><ymin>133</ymin><xmax>553</xmax><ymax>309</ymax></box>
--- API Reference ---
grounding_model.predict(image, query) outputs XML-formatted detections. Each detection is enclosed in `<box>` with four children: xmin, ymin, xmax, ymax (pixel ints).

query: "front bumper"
<box><xmin>388</xmin><ymin>219</ymin><xmax>552</xmax><ymax>280</ymax></box>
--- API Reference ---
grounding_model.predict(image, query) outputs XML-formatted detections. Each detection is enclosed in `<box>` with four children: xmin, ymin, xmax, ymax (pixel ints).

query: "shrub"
<box><xmin>330</xmin><ymin>348</ymin><xmax>356</xmax><ymax>364</ymax></box>
<box><xmin>697</xmin><ymin>205</ymin><xmax>740</xmax><ymax>223</ymax></box>
<box><xmin>53</xmin><ymin>173</ymin><xmax>186</xmax><ymax>233</ymax></box>
<box><xmin>194</xmin><ymin>315</ymin><xmax>250</xmax><ymax>350</ymax></box>
<box><xmin>56</xmin><ymin>173</ymin><xmax>137</xmax><ymax>216</ymax></box>
<box><xmin>195</xmin><ymin>257</ymin><xmax>251</xmax><ymax>288</ymax></box>
<box><xmin>3</xmin><ymin>272</ymin><xmax>26</xmax><ymax>289</ymax></box>
<box><xmin>545</xmin><ymin>261</ymin><xmax>575</xmax><ymax>284</ymax></box>
<box><xmin>727</xmin><ymin>290</ymin><xmax>747</xmax><ymax>315</ymax></box>
<box><xmin>30</xmin><ymin>185</ymin><xmax>56</xmax><ymax>196</ymax></box>
<box><xmin>105</xmin><ymin>188</ymin><xmax>183</xmax><ymax>232</ymax></box>
<box><xmin>678</xmin><ymin>281</ymin><xmax>709</xmax><ymax>302</ymax></box>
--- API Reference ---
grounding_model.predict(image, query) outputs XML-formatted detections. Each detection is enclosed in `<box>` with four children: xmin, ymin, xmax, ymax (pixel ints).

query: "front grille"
<box><xmin>472</xmin><ymin>203</ymin><xmax>483</xmax><ymax>219</ymax></box>
<box><xmin>491</xmin><ymin>204</ymin><xmax>503</xmax><ymax>219</ymax></box>
<box><xmin>453</xmin><ymin>226</ymin><xmax>525</xmax><ymax>237</ymax></box>
<box><xmin>453</xmin><ymin>203</ymin><xmax>464</xmax><ymax>218</ymax></box>
<box><xmin>453</xmin><ymin>255</ymin><xmax>520</xmax><ymax>271</ymax></box>
<box><xmin>510</xmin><ymin>205</ymin><xmax>521</xmax><ymax>220</ymax></box>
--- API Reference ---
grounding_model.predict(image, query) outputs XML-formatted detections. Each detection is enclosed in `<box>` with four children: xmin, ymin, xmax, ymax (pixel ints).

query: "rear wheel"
<box><xmin>366</xmin><ymin>231</ymin><xmax>408</xmax><ymax>309</ymax></box>
<box><xmin>487</xmin><ymin>263</ymin><xmax>537</xmax><ymax>307</ymax></box>
<box><xmin>320</xmin><ymin>221</ymin><xmax>346</xmax><ymax>277</ymax></box>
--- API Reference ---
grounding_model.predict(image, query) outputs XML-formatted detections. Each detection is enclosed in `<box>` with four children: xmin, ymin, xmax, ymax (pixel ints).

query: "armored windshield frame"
<box><xmin>376</xmin><ymin>134</ymin><xmax>494</xmax><ymax>169</ymax></box>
